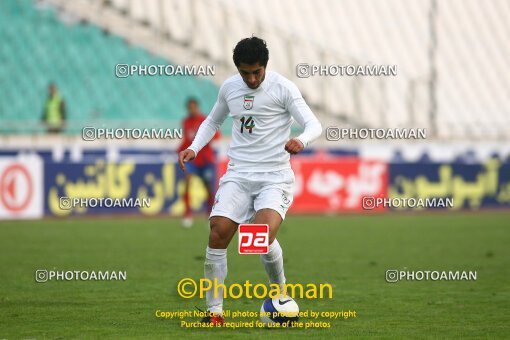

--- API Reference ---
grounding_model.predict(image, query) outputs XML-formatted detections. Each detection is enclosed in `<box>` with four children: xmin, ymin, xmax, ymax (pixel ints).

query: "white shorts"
<box><xmin>210</xmin><ymin>168</ymin><xmax>295</xmax><ymax>224</ymax></box>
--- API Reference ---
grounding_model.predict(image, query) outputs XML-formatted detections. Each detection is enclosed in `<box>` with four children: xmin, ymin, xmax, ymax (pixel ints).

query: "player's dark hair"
<box><xmin>186</xmin><ymin>97</ymin><xmax>199</xmax><ymax>106</ymax></box>
<box><xmin>233</xmin><ymin>36</ymin><xmax>269</xmax><ymax>67</ymax></box>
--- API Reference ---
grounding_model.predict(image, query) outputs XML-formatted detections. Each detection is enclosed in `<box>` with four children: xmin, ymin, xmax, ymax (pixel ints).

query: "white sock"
<box><xmin>204</xmin><ymin>246</ymin><xmax>227</xmax><ymax>315</ymax></box>
<box><xmin>260</xmin><ymin>239</ymin><xmax>286</xmax><ymax>296</ymax></box>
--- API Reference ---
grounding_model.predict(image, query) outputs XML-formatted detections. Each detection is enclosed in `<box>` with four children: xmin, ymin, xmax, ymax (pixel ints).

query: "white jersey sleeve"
<box><xmin>187</xmin><ymin>85</ymin><xmax>229</xmax><ymax>156</ymax></box>
<box><xmin>284</xmin><ymin>81</ymin><xmax>323</xmax><ymax>147</ymax></box>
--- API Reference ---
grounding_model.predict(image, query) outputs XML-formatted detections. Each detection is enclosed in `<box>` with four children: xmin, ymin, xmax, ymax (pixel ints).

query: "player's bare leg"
<box><xmin>200</xmin><ymin>177</ymin><xmax>214</xmax><ymax>215</ymax></box>
<box><xmin>253</xmin><ymin>208</ymin><xmax>287</xmax><ymax>297</ymax></box>
<box><xmin>202</xmin><ymin>216</ymin><xmax>238</xmax><ymax>323</ymax></box>
<box><xmin>181</xmin><ymin>173</ymin><xmax>193</xmax><ymax>228</ymax></box>
<box><xmin>253</xmin><ymin>208</ymin><xmax>282</xmax><ymax>244</ymax></box>
<box><xmin>208</xmin><ymin>216</ymin><xmax>238</xmax><ymax>248</ymax></box>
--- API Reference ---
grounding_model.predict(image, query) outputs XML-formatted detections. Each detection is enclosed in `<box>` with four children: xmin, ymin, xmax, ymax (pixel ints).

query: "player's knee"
<box><xmin>208</xmin><ymin>230</ymin><xmax>226</xmax><ymax>248</ymax></box>
<box><xmin>208</xmin><ymin>218</ymin><xmax>232</xmax><ymax>248</ymax></box>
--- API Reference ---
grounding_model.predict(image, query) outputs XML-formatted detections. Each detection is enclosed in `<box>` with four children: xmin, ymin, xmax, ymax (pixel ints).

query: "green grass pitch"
<box><xmin>1</xmin><ymin>212</ymin><xmax>509</xmax><ymax>339</ymax></box>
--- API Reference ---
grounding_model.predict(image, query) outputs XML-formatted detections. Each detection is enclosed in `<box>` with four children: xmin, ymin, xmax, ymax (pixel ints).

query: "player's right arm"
<box><xmin>178</xmin><ymin>85</ymin><xmax>229</xmax><ymax>171</ymax></box>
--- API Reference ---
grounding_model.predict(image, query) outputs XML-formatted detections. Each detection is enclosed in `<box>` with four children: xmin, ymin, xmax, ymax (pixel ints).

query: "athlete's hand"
<box><xmin>285</xmin><ymin>138</ymin><xmax>304</xmax><ymax>155</ymax></box>
<box><xmin>178</xmin><ymin>149</ymin><xmax>196</xmax><ymax>171</ymax></box>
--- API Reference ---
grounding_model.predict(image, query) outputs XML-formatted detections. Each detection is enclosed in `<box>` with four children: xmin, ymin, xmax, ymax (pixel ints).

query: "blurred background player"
<box><xmin>41</xmin><ymin>83</ymin><xmax>66</xmax><ymax>134</ymax></box>
<box><xmin>178</xmin><ymin>98</ymin><xmax>220</xmax><ymax>228</ymax></box>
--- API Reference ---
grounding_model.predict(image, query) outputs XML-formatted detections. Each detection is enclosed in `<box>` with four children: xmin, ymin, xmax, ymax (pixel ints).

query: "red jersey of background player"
<box><xmin>178</xmin><ymin>114</ymin><xmax>219</xmax><ymax>166</ymax></box>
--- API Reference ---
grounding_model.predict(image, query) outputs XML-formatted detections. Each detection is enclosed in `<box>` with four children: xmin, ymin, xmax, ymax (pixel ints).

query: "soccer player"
<box><xmin>177</xmin><ymin>98</ymin><xmax>220</xmax><ymax>228</ymax></box>
<box><xmin>178</xmin><ymin>36</ymin><xmax>322</xmax><ymax>325</ymax></box>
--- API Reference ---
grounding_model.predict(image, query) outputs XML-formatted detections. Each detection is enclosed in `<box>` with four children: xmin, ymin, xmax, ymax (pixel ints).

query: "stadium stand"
<box><xmin>0</xmin><ymin>0</ymin><xmax>220</xmax><ymax>135</ymax></box>
<box><xmin>54</xmin><ymin>0</ymin><xmax>510</xmax><ymax>140</ymax></box>
<box><xmin>1</xmin><ymin>0</ymin><xmax>509</xmax><ymax>141</ymax></box>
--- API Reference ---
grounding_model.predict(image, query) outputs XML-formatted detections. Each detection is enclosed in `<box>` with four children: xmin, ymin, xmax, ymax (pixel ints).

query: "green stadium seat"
<box><xmin>0</xmin><ymin>0</ymin><xmax>229</xmax><ymax>135</ymax></box>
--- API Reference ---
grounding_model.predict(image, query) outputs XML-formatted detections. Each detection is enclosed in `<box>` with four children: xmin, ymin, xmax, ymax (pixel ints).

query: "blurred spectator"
<box><xmin>41</xmin><ymin>83</ymin><xmax>66</xmax><ymax>133</ymax></box>
<box><xmin>454</xmin><ymin>150</ymin><xmax>478</xmax><ymax>164</ymax></box>
<box><xmin>391</xmin><ymin>150</ymin><xmax>406</xmax><ymax>163</ymax></box>
<box><xmin>489</xmin><ymin>152</ymin><xmax>502</xmax><ymax>161</ymax></box>
<box><xmin>177</xmin><ymin>97</ymin><xmax>220</xmax><ymax>228</ymax></box>
<box><xmin>418</xmin><ymin>151</ymin><xmax>432</xmax><ymax>163</ymax></box>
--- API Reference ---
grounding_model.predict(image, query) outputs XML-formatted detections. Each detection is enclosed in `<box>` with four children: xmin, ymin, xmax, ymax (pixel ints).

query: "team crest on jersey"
<box><xmin>243</xmin><ymin>95</ymin><xmax>254</xmax><ymax>110</ymax></box>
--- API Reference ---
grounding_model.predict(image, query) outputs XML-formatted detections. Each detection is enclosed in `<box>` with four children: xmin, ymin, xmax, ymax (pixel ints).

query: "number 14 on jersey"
<box><xmin>240</xmin><ymin>116</ymin><xmax>255</xmax><ymax>134</ymax></box>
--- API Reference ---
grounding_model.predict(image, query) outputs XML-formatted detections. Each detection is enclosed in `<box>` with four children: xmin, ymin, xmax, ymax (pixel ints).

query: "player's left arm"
<box><xmin>285</xmin><ymin>85</ymin><xmax>322</xmax><ymax>154</ymax></box>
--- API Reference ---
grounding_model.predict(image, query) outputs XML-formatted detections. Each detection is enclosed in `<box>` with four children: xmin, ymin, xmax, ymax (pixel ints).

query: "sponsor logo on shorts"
<box><xmin>282</xmin><ymin>193</ymin><xmax>291</xmax><ymax>205</ymax></box>
<box><xmin>238</xmin><ymin>224</ymin><xmax>269</xmax><ymax>254</ymax></box>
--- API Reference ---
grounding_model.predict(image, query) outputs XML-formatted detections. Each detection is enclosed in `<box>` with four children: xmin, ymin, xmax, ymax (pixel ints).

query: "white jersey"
<box><xmin>188</xmin><ymin>71</ymin><xmax>322</xmax><ymax>172</ymax></box>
